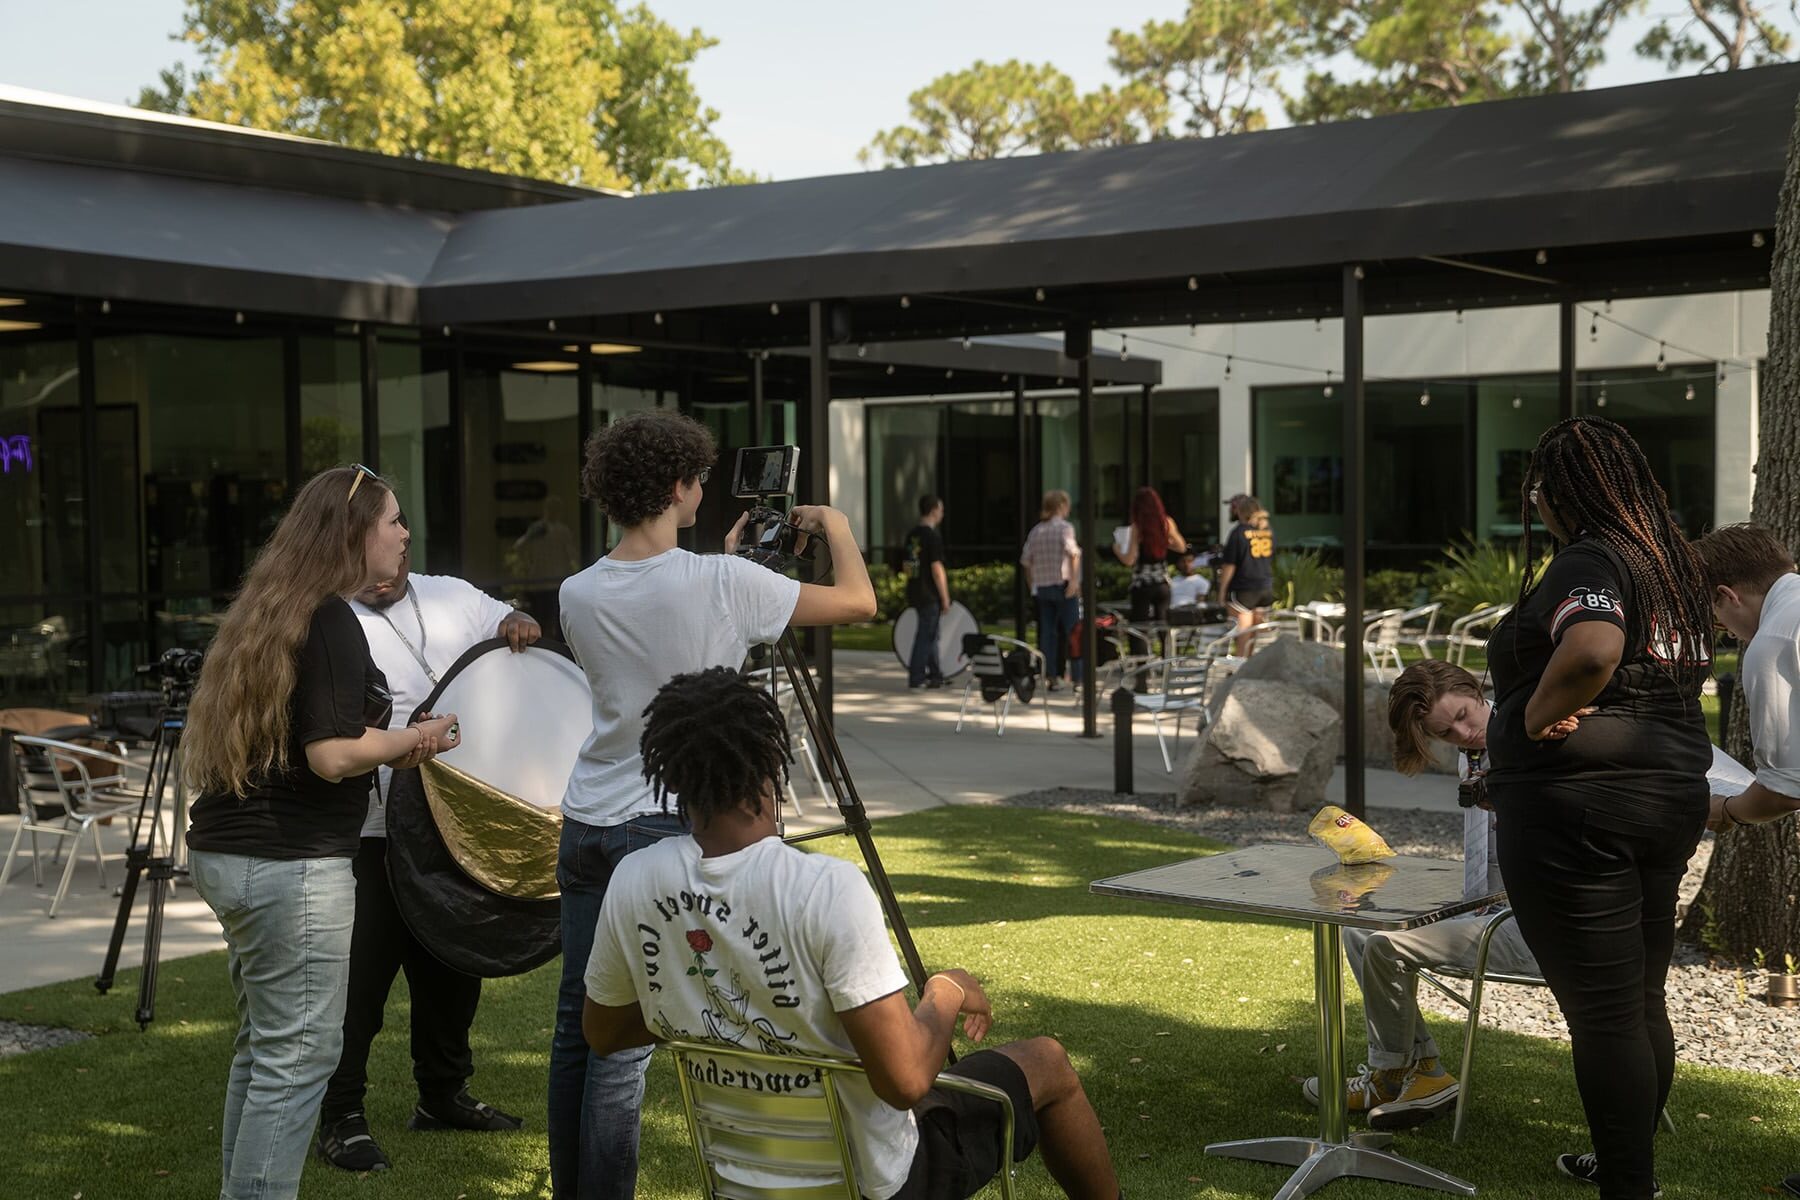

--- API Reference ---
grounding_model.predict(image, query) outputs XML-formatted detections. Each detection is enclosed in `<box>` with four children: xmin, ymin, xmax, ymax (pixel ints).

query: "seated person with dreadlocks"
<box><xmin>1303</xmin><ymin>660</ymin><xmax>1567</xmax><ymax>1131</ymax></box>
<box><xmin>582</xmin><ymin>668</ymin><xmax>1121</xmax><ymax>1200</ymax></box>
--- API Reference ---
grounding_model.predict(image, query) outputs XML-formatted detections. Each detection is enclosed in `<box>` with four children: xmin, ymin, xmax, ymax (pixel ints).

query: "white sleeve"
<box><xmin>806</xmin><ymin>862</ymin><xmax>909</xmax><ymax>1014</ymax></box>
<box><xmin>584</xmin><ymin>886</ymin><xmax>640</xmax><ymax>1007</ymax></box>
<box><xmin>1746</xmin><ymin>637</ymin><xmax>1800</xmax><ymax>799</ymax></box>
<box><xmin>441</xmin><ymin>577</ymin><xmax>519</xmax><ymax>644</ymax></box>
<box><xmin>717</xmin><ymin>554</ymin><xmax>802</xmax><ymax>647</ymax></box>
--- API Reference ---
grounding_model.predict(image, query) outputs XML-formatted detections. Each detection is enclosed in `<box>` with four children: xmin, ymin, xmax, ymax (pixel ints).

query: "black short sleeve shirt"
<box><xmin>187</xmin><ymin>597</ymin><xmax>390</xmax><ymax>859</ymax></box>
<box><xmin>1221</xmin><ymin>522</ymin><xmax>1275</xmax><ymax>591</ymax></box>
<box><xmin>903</xmin><ymin>524</ymin><xmax>946</xmax><ymax>607</ymax></box>
<box><xmin>1486</xmin><ymin>538</ymin><xmax>1711</xmax><ymax>807</ymax></box>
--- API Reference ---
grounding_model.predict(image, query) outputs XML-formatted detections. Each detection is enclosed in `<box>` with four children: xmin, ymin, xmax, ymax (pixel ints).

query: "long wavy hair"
<box><xmin>1517</xmin><ymin>416</ymin><xmax>1712</xmax><ymax>688</ymax></box>
<box><xmin>1131</xmin><ymin>486</ymin><xmax>1170</xmax><ymax>560</ymax></box>
<box><xmin>185</xmin><ymin>467</ymin><xmax>392</xmax><ymax>797</ymax></box>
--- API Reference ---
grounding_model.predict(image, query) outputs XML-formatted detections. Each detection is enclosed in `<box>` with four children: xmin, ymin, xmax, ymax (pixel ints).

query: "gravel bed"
<box><xmin>999</xmin><ymin>788</ymin><xmax>1800</xmax><ymax>1079</ymax></box>
<box><xmin>0</xmin><ymin>1019</ymin><xmax>89</xmax><ymax>1058</ymax></box>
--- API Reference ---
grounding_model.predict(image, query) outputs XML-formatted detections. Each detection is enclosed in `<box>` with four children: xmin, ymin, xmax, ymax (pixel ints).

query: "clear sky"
<box><xmin>0</xmin><ymin>0</ymin><xmax>1744</xmax><ymax>183</ymax></box>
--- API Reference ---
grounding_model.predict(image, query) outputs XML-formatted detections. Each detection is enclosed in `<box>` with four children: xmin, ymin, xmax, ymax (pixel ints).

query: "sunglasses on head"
<box><xmin>346</xmin><ymin>463</ymin><xmax>379</xmax><ymax>503</ymax></box>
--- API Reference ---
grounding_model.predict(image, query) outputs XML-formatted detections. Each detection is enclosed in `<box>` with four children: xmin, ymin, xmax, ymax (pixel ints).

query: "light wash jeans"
<box><xmin>548</xmin><ymin>812</ymin><xmax>686</xmax><ymax>1200</ymax></box>
<box><xmin>1342</xmin><ymin>911</ymin><xmax>1537</xmax><ymax>1070</ymax></box>
<box><xmin>190</xmin><ymin>851</ymin><xmax>356</xmax><ymax>1200</ymax></box>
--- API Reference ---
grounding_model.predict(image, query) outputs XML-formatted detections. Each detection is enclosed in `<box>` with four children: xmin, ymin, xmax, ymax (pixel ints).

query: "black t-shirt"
<box><xmin>187</xmin><ymin>597</ymin><xmax>391</xmax><ymax>860</ymax></box>
<box><xmin>1486</xmin><ymin>538</ymin><xmax>1711</xmax><ymax>811</ymax></box>
<box><xmin>903</xmin><ymin>524</ymin><xmax>946</xmax><ymax>608</ymax></box>
<box><xmin>1221</xmin><ymin>521</ymin><xmax>1275</xmax><ymax>592</ymax></box>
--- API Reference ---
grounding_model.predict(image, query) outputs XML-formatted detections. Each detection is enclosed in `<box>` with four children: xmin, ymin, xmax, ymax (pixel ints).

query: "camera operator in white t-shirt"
<box><xmin>550</xmin><ymin>411</ymin><xmax>876</xmax><ymax>1200</ymax></box>
<box><xmin>1300</xmin><ymin>660</ymin><xmax>1573</xmax><ymax>1134</ymax></box>
<box><xmin>317</xmin><ymin>554</ymin><xmax>541</xmax><ymax>1172</ymax></box>
<box><xmin>583</xmin><ymin>668</ymin><xmax>1119</xmax><ymax>1200</ymax></box>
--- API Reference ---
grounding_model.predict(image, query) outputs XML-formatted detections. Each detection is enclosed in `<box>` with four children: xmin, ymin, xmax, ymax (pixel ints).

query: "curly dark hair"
<box><xmin>580</xmin><ymin>411</ymin><xmax>716</xmax><ymax>528</ymax></box>
<box><xmin>640</xmin><ymin>667</ymin><xmax>792</xmax><ymax>824</ymax></box>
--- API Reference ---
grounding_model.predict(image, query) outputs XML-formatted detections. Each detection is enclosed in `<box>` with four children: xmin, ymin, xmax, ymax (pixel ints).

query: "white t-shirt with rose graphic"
<box><xmin>586</xmin><ymin>833</ymin><xmax>916</xmax><ymax>1199</ymax></box>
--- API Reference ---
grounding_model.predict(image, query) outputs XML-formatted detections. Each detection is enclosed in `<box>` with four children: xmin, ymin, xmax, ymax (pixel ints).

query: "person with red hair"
<box><xmin>1116</xmin><ymin>486</ymin><xmax>1186</xmax><ymax>628</ymax></box>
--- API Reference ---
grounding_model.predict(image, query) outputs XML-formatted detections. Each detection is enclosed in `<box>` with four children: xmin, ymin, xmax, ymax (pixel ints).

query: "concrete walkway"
<box><xmin>0</xmin><ymin>649</ymin><xmax>1450</xmax><ymax>993</ymax></box>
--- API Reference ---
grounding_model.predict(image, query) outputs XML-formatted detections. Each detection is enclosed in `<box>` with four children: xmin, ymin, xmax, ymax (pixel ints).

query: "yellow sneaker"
<box><xmin>1301</xmin><ymin>1064</ymin><xmax>1400</xmax><ymax>1114</ymax></box>
<box><xmin>1367</xmin><ymin>1067</ymin><xmax>1459</xmax><ymax>1131</ymax></box>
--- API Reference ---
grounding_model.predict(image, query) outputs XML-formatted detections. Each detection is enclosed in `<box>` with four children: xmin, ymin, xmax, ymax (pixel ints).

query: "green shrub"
<box><xmin>1273</xmin><ymin>549</ymin><xmax>1343</xmax><ymax>609</ymax></box>
<box><xmin>1365</xmin><ymin>569</ymin><xmax>1427</xmax><ymax>610</ymax></box>
<box><xmin>1430</xmin><ymin>536</ymin><xmax>1548</xmax><ymax>614</ymax></box>
<box><xmin>866</xmin><ymin>564</ymin><xmax>908</xmax><ymax>622</ymax></box>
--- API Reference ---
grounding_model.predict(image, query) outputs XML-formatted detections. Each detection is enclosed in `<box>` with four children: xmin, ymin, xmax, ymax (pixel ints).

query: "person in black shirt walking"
<box><xmin>903</xmin><ymin>495</ymin><xmax>950</xmax><ymax>689</ymax></box>
<box><xmin>1485</xmin><ymin>417</ymin><xmax>1712</xmax><ymax>1200</ymax></box>
<box><xmin>1218</xmin><ymin>494</ymin><xmax>1276</xmax><ymax>656</ymax></box>
<box><xmin>184</xmin><ymin>466</ymin><xmax>462</xmax><ymax>1200</ymax></box>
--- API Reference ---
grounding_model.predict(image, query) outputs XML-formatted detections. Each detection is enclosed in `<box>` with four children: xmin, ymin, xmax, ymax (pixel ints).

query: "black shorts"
<box><xmin>884</xmin><ymin>1049</ymin><xmax>1041</xmax><ymax>1200</ymax></box>
<box><xmin>1228</xmin><ymin>587</ymin><xmax>1274</xmax><ymax>613</ymax></box>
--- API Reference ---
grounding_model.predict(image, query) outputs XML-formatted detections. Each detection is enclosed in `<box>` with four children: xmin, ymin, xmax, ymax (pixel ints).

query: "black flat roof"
<box><xmin>0</xmin><ymin>67</ymin><xmax>1792</xmax><ymax>332</ymax></box>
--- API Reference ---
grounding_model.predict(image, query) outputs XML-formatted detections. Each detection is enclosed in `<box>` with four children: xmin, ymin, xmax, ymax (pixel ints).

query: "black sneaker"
<box><xmin>409</xmin><ymin>1088</ymin><xmax>524</xmax><ymax>1132</ymax></box>
<box><xmin>1781</xmin><ymin>1172</ymin><xmax>1800</xmax><ymax>1198</ymax></box>
<box><xmin>1555</xmin><ymin>1152</ymin><xmax>1661</xmax><ymax>1198</ymax></box>
<box><xmin>316</xmin><ymin>1111</ymin><xmax>391</xmax><ymax>1172</ymax></box>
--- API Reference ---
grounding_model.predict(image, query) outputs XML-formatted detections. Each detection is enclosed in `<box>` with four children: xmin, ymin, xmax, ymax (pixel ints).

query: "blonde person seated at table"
<box><xmin>1302</xmin><ymin>660</ymin><xmax>1579</xmax><ymax>1131</ymax></box>
<box><xmin>583</xmin><ymin>668</ymin><xmax>1121</xmax><ymax>1200</ymax></box>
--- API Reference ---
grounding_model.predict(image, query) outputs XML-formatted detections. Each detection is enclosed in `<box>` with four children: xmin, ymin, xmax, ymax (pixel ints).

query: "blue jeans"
<box><xmin>1035</xmin><ymin>584</ymin><xmax>1081</xmax><ymax>681</ymax></box>
<box><xmin>549</xmin><ymin>812</ymin><xmax>686</xmax><ymax>1200</ymax></box>
<box><xmin>189</xmin><ymin>851</ymin><xmax>356</xmax><ymax>1200</ymax></box>
<box><xmin>908</xmin><ymin>602</ymin><xmax>944</xmax><ymax>686</ymax></box>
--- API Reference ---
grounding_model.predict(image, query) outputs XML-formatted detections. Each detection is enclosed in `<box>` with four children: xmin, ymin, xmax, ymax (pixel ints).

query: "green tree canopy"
<box><xmin>137</xmin><ymin>0</ymin><xmax>751</xmax><ymax>192</ymax></box>
<box><xmin>858</xmin><ymin>59</ymin><xmax>1163</xmax><ymax>167</ymax></box>
<box><xmin>1108</xmin><ymin>0</ymin><xmax>1306</xmax><ymax>137</ymax></box>
<box><xmin>1634</xmin><ymin>0</ymin><xmax>1792</xmax><ymax>73</ymax></box>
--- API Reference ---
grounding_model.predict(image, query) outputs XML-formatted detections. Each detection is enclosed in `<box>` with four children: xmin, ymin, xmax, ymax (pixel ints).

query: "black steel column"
<box><xmin>808</xmin><ymin>301</ymin><xmax>834</xmax><ymax>721</ymax></box>
<box><xmin>1119</xmin><ymin>393</ymin><xmax>1133</xmax><ymax>518</ymax></box>
<box><xmin>282</xmin><ymin>328</ymin><xmax>302</xmax><ymax>489</ymax></box>
<box><xmin>1073</xmin><ymin>327</ymin><xmax>1099</xmax><ymax>737</ymax></box>
<box><xmin>577</xmin><ymin>358</ymin><xmax>594</xmax><ymax>560</ymax></box>
<box><xmin>360</xmin><ymin>325</ymin><xmax>380</xmax><ymax>472</ymax></box>
<box><xmin>750</xmin><ymin>353</ymin><xmax>766</xmax><ymax>444</ymax></box>
<box><xmin>1014</xmin><ymin>378</ymin><xmax>1029</xmax><ymax>640</ymax></box>
<box><xmin>76</xmin><ymin>305</ymin><xmax>101</xmax><ymax>694</ymax></box>
<box><xmin>1558</xmin><ymin>300</ymin><xmax>1577</xmax><ymax>421</ymax></box>
<box><xmin>1342</xmin><ymin>265</ymin><xmax>1367</xmax><ymax>818</ymax></box>
<box><xmin>1140</xmin><ymin>384</ymin><xmax>1154</xmax><ymax>485</ymax></box>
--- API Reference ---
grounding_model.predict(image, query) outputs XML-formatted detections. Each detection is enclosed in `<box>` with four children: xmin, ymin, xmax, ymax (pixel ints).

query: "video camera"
<box><xmin>137</xmin><ymin>647</ymin><xmax>204</xmax><ymax>710</ymax></box>
<box><xmin>1457</xmin><ymin>749</ymin><xmax>1489</xmax><ymax>809</ymax></box>
<box><xmin>731</xmin><ymin>445</ymin><xmax>814</xmax><ymax>570</ymax></box>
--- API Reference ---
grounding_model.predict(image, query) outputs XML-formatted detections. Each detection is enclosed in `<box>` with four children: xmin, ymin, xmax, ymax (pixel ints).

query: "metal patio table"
<box><xmin>1092</xmin><ymin>844</ymin><xmax>1502</xmax><ymax>1199</ymax></box>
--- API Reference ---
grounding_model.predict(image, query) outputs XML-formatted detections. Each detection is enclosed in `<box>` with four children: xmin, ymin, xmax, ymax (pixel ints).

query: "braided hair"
<box><xmin>1518</xmin><ymin>416</ymin><xmax>1712</xmax><ymax>686</ymax></box>
<box><xmin>639</xmin><ymin>667</ymin><xmax>792</xmax><ymax>825</ymax></box>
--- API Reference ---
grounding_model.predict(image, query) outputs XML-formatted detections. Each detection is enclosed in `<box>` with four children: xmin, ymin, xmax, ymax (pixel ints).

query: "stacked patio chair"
<box><xmin>1439</xmin><ymin>603</ymin><xmax>1513</xmax><ymax>667</ymax></box>
<box><xmin>1361</xmin><ymin>608</ymin><xmax>1407</xmax><ymax>681</ymax></box>
<box><xmin>3</xmin><ymin>735</ymin><xmax>141</xmax><ymax>917</ymax></box>
<box><xmin>1396</xmin><ymin>601</ymin><xmax>1444</xmax><ymax>658</ymax></box>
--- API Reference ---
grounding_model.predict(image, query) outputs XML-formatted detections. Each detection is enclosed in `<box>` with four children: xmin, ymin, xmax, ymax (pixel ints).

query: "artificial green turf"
<box><xmin>0</xmin><ymin>806</ymin><xmax>1792</xmax><ymax>1199</ymax></box>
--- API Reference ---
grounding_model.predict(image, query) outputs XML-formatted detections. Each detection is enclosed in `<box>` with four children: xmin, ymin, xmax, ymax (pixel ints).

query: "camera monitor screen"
<box><xmin>733</xmin><ymin>445</ymin><xmax>801</xmax><ymax>498</ymax></box>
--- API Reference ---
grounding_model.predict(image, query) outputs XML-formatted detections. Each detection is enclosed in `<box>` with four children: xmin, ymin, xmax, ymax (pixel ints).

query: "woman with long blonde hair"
<box><xmin>184</xmin><ymin>465</ymin><xmax>460</xmax><ymax>1200</ymax></box>
<box><xmin>1218</xmin><ymin>493</ymin><xmax>1276</xmax><ymax>656</ymax></box>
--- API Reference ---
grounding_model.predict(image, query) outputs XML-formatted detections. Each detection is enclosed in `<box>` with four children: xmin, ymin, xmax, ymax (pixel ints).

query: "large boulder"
<box><xmin>1179</xmin><ymin>680</ymin><xmax>1341</xmax><ymax>812</ymax></box>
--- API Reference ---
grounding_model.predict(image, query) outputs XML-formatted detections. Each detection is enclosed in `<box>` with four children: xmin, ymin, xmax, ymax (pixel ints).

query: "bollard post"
<box><xmin>1718</xmin><ymin>671</ymin><xmax>1736</xmax><ymax>742</ymax></box>
<box><xmin>1112</xmin><ymin>687</ymin><xmax>1135</xmax><ymax>795</ymax></box>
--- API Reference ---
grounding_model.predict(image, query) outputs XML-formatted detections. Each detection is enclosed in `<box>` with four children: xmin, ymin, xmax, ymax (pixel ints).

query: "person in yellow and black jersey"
<box><xmin>1484</xmin><ymin>416</ymin><xmax>1712</xmax><ymax>1200</ymax></box>
<box><xmin>1217</xmin><ymin>494</ymin><xmax>1276</xmax><ymax>655</ymax></box>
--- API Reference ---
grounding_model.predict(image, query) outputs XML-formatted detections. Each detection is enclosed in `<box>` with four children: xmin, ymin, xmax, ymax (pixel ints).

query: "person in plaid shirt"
<box><xmin>1020</xmin><ymin>490</ymin><xmax>1082</xmax><ymax>689</ymax></box>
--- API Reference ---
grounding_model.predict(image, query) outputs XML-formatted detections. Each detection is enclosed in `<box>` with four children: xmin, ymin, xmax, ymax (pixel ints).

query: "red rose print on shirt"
<box><xmin>686</xmin><ymin>930</ymin><xmax>717</xmax><ymax>977</ymax></box>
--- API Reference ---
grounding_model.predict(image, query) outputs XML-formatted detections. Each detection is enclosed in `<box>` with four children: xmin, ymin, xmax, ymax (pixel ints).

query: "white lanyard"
<box><xmin>379</xmin><ymin>587</ymin><xmax>438</xmax><ymax>687</ymax></box>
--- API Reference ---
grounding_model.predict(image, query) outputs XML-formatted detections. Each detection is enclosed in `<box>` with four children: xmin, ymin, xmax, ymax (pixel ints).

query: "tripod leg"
<box><xmin>98</xmin><ymin>719</ymin><xmax>176</xmax><ymax>995</ymax></box>
<box><xmin>136</xmin><ymin>861</ymin><xmax>170</xmax><ymax>1029</ymax></box>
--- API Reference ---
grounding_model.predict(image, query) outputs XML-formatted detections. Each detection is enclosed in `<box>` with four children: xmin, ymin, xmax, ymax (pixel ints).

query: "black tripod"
<box><xmin>95</xmin><ymin>706</ymin><xmax>188</xmax><ymax>1029</ymax></box>
<box><xmin>764</xmin><ymin>628</ymin><xmax>935</xmax><ymax>997</ymax></box>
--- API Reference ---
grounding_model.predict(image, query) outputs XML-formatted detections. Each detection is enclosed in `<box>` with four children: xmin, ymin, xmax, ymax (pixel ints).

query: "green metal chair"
<box><xmin>664</xmin><ymin>1039</ymin><xmax>1017</xmax><ymax>1200</ymax></box>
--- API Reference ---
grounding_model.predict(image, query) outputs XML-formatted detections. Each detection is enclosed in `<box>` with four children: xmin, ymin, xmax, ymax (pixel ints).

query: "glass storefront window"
<box><xmin>377</xmin><ymin>338</ymin><xmax>456</xmax><ymax>574</ymax></box>
<box><xmin>0</xmin><ymin>330</ymin><xmax>83</xmax><ymax>598</ymax></box>
<box><xmin>463</xmin><ymin>355</ymin><xmax>582</xmax><ymax>630</ymax></box>
<box><xmin>1149</xmin><ymin>390</ymin><xmax>1222</xmax><ymax>546</ymax></box>
<box><xmin>1580</xmin><ymin>367</ymin><xmax>1716</xmax><ymax>537</ymax></box>
<box><xmin>95</xmin><ymin>332</ymin><xmax>287</xmax><ymax>597</ymax></box>
<box><xmin>589</xmin><ymin>381</ymin><xmax>664</xmax><ymax>555</ymax></box>
<box><xmin>1254</xmin><ymin>386</ymin><xmax>1343</xmax><ymax>551</ymax></box>
<box><xmin>1474</xmin><ymin>376</ymin><xmax>1557</xmax><ymax>539</ymax></box>
<box><xmin>0</xmin><ymin>600</ymin><xmax>85</xmax><ymax>706</ymax></box>
<box><xmin>1366</xmin><ymin>381</ymin><xmax>1470</xmax><ymax>555</ymax></box>
<box><xmin>298</xmin><ymin>336</ymin><xmax>363</xmax><ymax>478</ymax></box>
<box><xmin>867</xmin><ymin>404</ymin><xmax>940</xmax><ymax>566</ymax></box>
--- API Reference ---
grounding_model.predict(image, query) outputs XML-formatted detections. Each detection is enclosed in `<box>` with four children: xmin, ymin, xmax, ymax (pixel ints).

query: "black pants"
<box><xmin>322</xmin><ymin>837</ymin><xmax>484</xmax><ymax>1120</ymax></box>
<box><xmin>1128</xmin><ymin>579</ymin><xmax>1170</xmax><ymax>625</ymax></box>
<box><xmin>1494</xmin><ymin>785</ymin><xmax>1705</xmax><ymax>1200</ymax></box>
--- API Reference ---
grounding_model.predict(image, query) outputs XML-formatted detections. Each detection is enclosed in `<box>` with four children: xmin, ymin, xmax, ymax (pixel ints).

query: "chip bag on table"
<box><xmin>1308</xmin><ymin>805</ymin><xmax>1397</xmax><ymax>865</ymax></box>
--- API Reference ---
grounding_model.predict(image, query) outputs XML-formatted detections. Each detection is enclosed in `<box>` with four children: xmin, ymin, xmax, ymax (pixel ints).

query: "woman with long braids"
<box><xmin>183</xmin><ymin>466</ymin><xmax>461</xmax><ymax>1200</ymax></box>
<box><xmin>1485</xmin><ymin>417</ymin><xmax>1712</xmax><ymax>1200</ymax></box>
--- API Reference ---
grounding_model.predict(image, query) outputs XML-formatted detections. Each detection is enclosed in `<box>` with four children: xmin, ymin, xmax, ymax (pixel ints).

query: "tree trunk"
<box><xmin>1678</xmin><ymin>87</ymin><xmax>1800</xmax><ymax>962</ymax></box>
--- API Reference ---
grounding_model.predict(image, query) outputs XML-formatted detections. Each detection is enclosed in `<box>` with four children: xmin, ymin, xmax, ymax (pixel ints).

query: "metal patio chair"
<box><xmin>1361</xmin><ymin>608</ymin><xmax>1407</xmax><ymax>681</ymax></box>
<box><xmin>1122</xmin><ymin>655</ymin><xmax>1218</xmax><ymax>773</ymax></box>
<box><xmin>3</xmin><ymin>736</ymin><xmax>141</xmax><ymax>917</ymax></box>
<box><xmin>665</xmin><ymin>1039</ymin><xmax>1017</xmax><ymax>1200</ymax></box>
<box><xmin>1396</xmin><ymin>602</ymin><xmax>1444</xmax><ymax>659</ymax></box>
<box><xmin>1439</xmin><ymin>604</ymin><xmax>1513</xmax><ymax>667</ymax></box>
<box><xmin>1417</xmin><ymin>907</ymin><xmax>1677</xmax><ymax>1145</ymax></box>
<box><xmin>956</xmin><ymin>635</ymin><xmax>1050</xmax><ymax>736</ymax></box>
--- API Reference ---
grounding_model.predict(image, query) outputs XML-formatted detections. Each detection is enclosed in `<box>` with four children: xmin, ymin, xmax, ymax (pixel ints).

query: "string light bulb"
<box><xmin>1419</xmin><ymin>386</ymin><xmax>1431</xmax><ymax>407</ymax></box>
<box><xmin>1224</xmin><ymin>355</ymin><xmax>1233</xmax><ymax>379</ymax></box>
<box><xmin>899</xmin><ymin>295</ymin><xmax>910</xmax><ymax>309</ymax></box>
<box><xmin>1035</xmin><ymin>287</ymin><xmax>1046</xmax><ymax>302</ymax></box>
<box><xmin>769</xmin><ymin>302</ymin><xmax>780</xmax><ymax>316</ymax></box>
<box><xmin>856</xmin><ymin>344</ymin><xmax>867</xmax><ymax>358</ymax></box>
<box><xmin>1120</xmin><ymin>335</ymin><xmax>1129</xmax><ymax>362</ymax></box>
<box><xmin>1590</xmin><ymin>316</ymin><xmax>1598</xmax><ymax>343</ymax></box>
<box><xmin>1597</xmin><ymin>387</ymin><xmax>1608</xmax><ymax>408</ymax></box>
<box><xmin>1455</xmin><ymin>309</ymin><xmax>1464</xmax><ymax>324</ymax></box>
<box><xmin>1754</xmin><ymin>232</ymin><xmax>1767</xmax><ymax>248</ymax></box>
<box><xmin>1512</xmin><ymin>394</ymin><xmax>1522</xmax><ymax>409</ymax></box>
<box><xmin>653</xmin><ymin>312</ymin><xmax>664</xmax><ymax>325</ymax></box>
<box><xmin>547</xmin><ymin>319</ymin><xmax>557</xmax><ymax>331</ymax></box>
<box><xmin>1323</xmin><ymin>370</ymin><xmax>1333</xmax><ymax>399</ymax></box>
<box><xmin>1656</xmin><ymin>342</ymin><xmax>1666</xmax><ymax>372</ymax></box>
<box><xmin>1187</xmin><ymin>277</ymin><xmax>1198</xmax><ymax>291</ymax></box>
<box><xmin>961</xmin><ymin>336</ymin><xmax>972</xmax><ymax>350</ymax></box>
<box><xmin>1685</xmin><ymin>382</ymin><xmax>1696</xmax><ymax>401</ymax></box>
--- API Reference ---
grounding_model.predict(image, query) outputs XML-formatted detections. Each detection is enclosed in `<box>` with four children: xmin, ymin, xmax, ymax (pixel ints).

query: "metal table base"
<box><xmin>1204</xmin><ymin>924</ymin><xmax>1476</xmax><ymax>1198</ymax></box>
